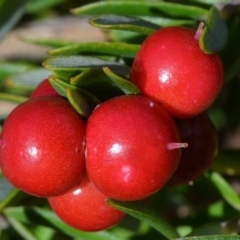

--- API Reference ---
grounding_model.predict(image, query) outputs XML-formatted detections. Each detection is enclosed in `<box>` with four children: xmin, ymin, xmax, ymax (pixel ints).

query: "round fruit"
<box><xmin>130</xmin><ymin>26</ymin><xmax>224</xmax><ymax>118</ymax></box>
<box><xmin>0</xmin><ymin>96</ymin><xmax>85</xmax><ymax>197</ymax></box>
<box><xmin>86</xmin><ymin>95</ymin><xmax>181</xmax><ymax>201</ymax></box>
<box><xmin>167</xmin><ymin>113</ymin><xmax>218</xmax><ymax>187</ymax></box>
<box><xmin>30</xmin><ymin>79</ymin><xmax>60</xmax><ymax>98</ymax></box>
<box><xmin>49</xmin><ymin>175</ymin><xmax>126</xmax><ymax>232</ymax></box>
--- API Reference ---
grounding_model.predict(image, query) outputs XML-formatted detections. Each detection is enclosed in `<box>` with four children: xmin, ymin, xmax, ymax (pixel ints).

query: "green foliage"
<box><xmin>1</xmin><ymin>0</ymin><xmax>240</xmax><ymax>240</ymax></box>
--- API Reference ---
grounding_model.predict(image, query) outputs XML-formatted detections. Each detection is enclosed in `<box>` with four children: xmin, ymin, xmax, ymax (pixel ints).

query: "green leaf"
<box><xmin>190</xmin><ymin>0</ymin><xmax>229</xmax><ymax>4</ymax></box>
<box><xmin>107</xmin><ymin>199</ymin><xmax>180</xmax><ymax>239</ymax></box>
<box><xmin>66</xmin><ymin>88</ymin><xmax>98</xmax><ymax>118</ymax></box>
<box><xmin>49</xmin><ymin>75</ymin><xmax>101</xmax><ymax>111</ymax></box>
<box><xmin>89</xmin><ymin>15</ymin><xmax>158</xmax><ymax>35</ymax></box>
<box><xmin>4</xmin><ymin>207</ymin><xmax>122</xmax><ymax>240</ymax></box>
<box><xmin>199</xmin><ymin>6</ymin><xmax>228</xmax><ymax>54</ymax></box>
<box><xmin>0</xmin><ymin>93</ymin><xmax>28</xmax><ymax>103</ymax></box>
<box><xmin>0</xmin><ymin>62</ymin><xmax>34</xmax><ymax>82</ymax></box>
<box><xmin>174</xmin><ymin>236</ymin><xmax>240</xmax><ymax>240</ymax></box>
<box><xmin>6</xmin><ymin>68</ymin><xmax>51</xmax><ymax>89</ymax></box>
<box><xmin>24</xmin><ymin>37</ymin><xmax>78</xmax><ymax>48</ymax></box>
<box><xmin>6</xmin><ymin>216</ymin><xmax>37</xmax><ymax>240</ymax></box>
<box><xmin>49</xmin><ymin>42</ymin><xmax>140</xmax><ymax>58</ymax></box>
<box><xmin>0</xmin><ymin>0</ymin><xmax>27</xmax><ymax>41</ymax></box>
<box><xmin>103</xmin><ymin>67</ymin><xmax>140</xmax><ymax>95</ymax></box>
<box><xmin>187</xmin><ymin>218</ymin><xmax>240</xmax><ymax>236</ymax></box>
<box><xmin>207</xmin><ymin>172</ymin><xmax>240</xmax><ymax>211</ymax></box>
<box><xmin>70</xmin><ymin>69</ymin><xmax>124</xmax><ymax>101</ymax></box>
<box><xmin>43</xmin><ymin>56</ymin><xmax>131</xmax><ymax>75</ymax></box>
<box><xmin>72</xmin><ymin>1</ymin><xmax>208</xmax><ymax>21</ymax></box>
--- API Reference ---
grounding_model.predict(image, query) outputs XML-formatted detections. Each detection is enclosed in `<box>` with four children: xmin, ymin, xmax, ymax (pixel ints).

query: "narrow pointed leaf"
<box><xmin>49</xmin><ymin>75</ymin><xmax>101</xmax><ymax>106</ymax></box>
<box><xmin>66</xmin><ymin>88</ymin><xmax>98</xmax><ymax>118</ymax></box>
<box><xmin>4</xmin><ymin>68</ymin><xmax>51</xmax><ymax>91</ymax></box>
<box><xmin>207</xmin><ymin>172</ymin><xmax>240</xmax><ymax>210</ymax></box>
<box><xmin>187</xmin><ymin>218</ymin><xmax>240</xmax><ymax>236</ymax></box>
<box><xmin>107</xmin><ymin>199</ymin><xmax>180</xmax><ymax>239</ymax></box>
<box><xmin>0</xmin><ymin>0</ymin><xmax>27</xmax><ymax>41</ymax></box>
<box><xmin>0</xmin><ymin>93</ymin><xmax>28</xmax><ymax>103</ymax></box>
<box><xmin>89</xmin><ymin>15</ymin><xmax>158</xmax><ymax>35</ymax></box>
<box><xmin>72</xmin><ymin>1</ymin><xmax>208</xmax><ymax>20</ymax></box>
<box><xmin>49</xmin><ymin>42</ymin><xmax>140</xmax><ymax>58</ymax></box>
<box><xmin>70</xmin><ymin>69</ymin><xmax>126</xmax><ymax>101</ymax></box>
<box><xmin>6</xmin><ymin>217</ymin><xmax>37</xmax><ymax>240</ymax></box>
<box><xmin>43</xmin><ymin>56</ymin><xmax>130</xmax><ymax>75</ymax></box>
<box><xmin>199</xmin><ymin>6</ymin><xmax>228</xmax><ymax>54</ymax></box>
<box><xmin>103</xmin><ymin>67</ymin><xmax>140</xmax><ymax>94</ymax></box>
<box><xmin>4</xmin><ymin>207</ymin><xmax>122</xmax><ymax>240</ymax></box>
<box><xmin>24</xmin><ymin>37</ymin><xmax>78</xmax><ymax>48</ymax></box>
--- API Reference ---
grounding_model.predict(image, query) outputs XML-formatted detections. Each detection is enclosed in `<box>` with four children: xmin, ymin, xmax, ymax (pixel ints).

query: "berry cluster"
<box><xmin>0</xmin><ymin>25</ymin><xmax>222</xmax><ymax>232</ymax></box>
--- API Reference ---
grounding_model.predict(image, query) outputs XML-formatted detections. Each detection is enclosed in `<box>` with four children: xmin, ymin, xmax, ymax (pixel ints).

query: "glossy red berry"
<box><xmin>30</xmin><ymin>79</ymin><xmax>60</xmax><ymax>98</ymax></box>
<box><xmin>48</xmin><ymin>175</ymin><xmax>126</xmax><ymax>232</ymax></box>
<box><xmin>0</xmin><ymin>96</ymin><xmax>85</xmax><ymax>197</ymax></box>
<box><xmin>167</xmin><ymin>113</ymin><xmax>218</xmax><ymax>187</ymax></box>
<box><xmin>86</xmin><ymin>95</ymin><xmax>181</xmax><ymax>201</ymax></box>
<box><xmin>130</xmin><ymin>26</ymin><xmax>224</xmax><ymax>118</ymax></box>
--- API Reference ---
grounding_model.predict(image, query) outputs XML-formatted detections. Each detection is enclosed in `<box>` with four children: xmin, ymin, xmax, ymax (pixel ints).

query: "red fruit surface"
<box><xmin>0</xmin><ymin>96</ymin><xmax>85</xmax><ymax>197</ymax></box>
<box><xmin>130</xmin><ymin>26</ymin><xmax>224</xmax><ymax>118</ymax></box>
<box><xmin>48</xmin><ymin>175</ymin><xmax>126</xmax><ymax>232</ymax></box>
<box><xmin>30</xmin><ymin>79</ymin><xmax>60</xmax><ymax>98</ymax></box>
<box><xmin>167</xmin><ymin>113</ymin><xmax>218</xmax><ymax>187</ymax></box>
<box><xmin>86</xmin><ymin>95</ymin><xmax>181</xmax><ymax>201</ymax></box>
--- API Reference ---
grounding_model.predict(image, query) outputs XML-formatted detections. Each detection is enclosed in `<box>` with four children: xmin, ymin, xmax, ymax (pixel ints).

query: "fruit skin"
<box><xmin>30</xmin><ymin>79</ymin><xmax>60</xmax><ymax>98</ymax></box>
<box><xmin>130</xmin><ymin>26</ymin><xmax>224</xmax><ymax>118</ymax></box>
<box><xmin>48</xmin><ymin>175</ymin><xmax>126</xmax><ymax>232</ymax></box>
<box><xmin>86</xmin><ymin>95</ymin><xmax>181</xmax><ymax>201</ymax></box>
<box><xmin>0</xmin><ymin>96</ymin><xmax>85</xmax><ymax>197</ymax></box>
<box><xmin>167</xmin><ymin>113</ymin><xmax>218</xmax><ymax>187</ymax></box>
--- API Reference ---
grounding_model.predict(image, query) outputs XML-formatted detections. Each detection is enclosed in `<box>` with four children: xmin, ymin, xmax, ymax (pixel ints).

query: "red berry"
<box><xmin>48</xmin><ymin>175</ymin><xmax>126</xmax><ymax>232</ymax></box>
<box><xmin>0</xmin><ymin>96</ymin><xmax>85</xmax><ymax>197</ymax></box>
<box><xmin>86</xmin><ymin>95</ymin><xmax>181</xmax><ymax>201</ymax></box>
<box><xmin>167</xmin><ymin>113</ymin><xmax>218</xmax><ymax>187</ymax></box>
<box><xmin>130</xmin><ymin>26</ymin><xmax>223</xmax><ymax>118</ymax></box>
<box><xmin>30</xmin><ymin>79</ymin><xmax>60</xmax><ymax>98</ymax></box>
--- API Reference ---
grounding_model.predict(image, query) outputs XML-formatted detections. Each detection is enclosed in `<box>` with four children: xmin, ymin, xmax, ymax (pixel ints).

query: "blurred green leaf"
<box><xmin>43</xmin><ymin>56</ymin><xmax>131</xmax><ymax>75</ymax></box>
<box><xmin>107</xmin><ymin>199</ymin><xmax>180</xmax><ymax>239</ymax></box>
<box><xmin>0</xmin><ymin>93</ymin><xmax>28</xmax><ymax>103</ymax></box>
<box><xmin>207</xmin><ymin>172</ymin><xmax>240</xmax><ymax>211</ymax></box>
<box><xmin>0</xmin><ymin>0</ymin><xmax>27</xmax><ymax>41</ymax></box>
<box><xmin>89</xmin><ymin>14</ymin><xmax>158</xmax><ymax>35</ymax></box>
<box><xmin>5</xmin><ymin>68</ymin><xmax>51</xmax><ymax>89</ymax></box>
<box><xmin>199</xmin><ymin>6</ymin><xmax>228</xmax><ymax>54</ymax></box>
<box><xmin>4</xmin><ymin>207</ymin><xmax>122</xmax><ymax>240</ymax></box>
<box><xmin>72</xmin><ymin>1</ymin><xmax>208</xmax><ymax>20</ymax></box>
<box><xmin>49</xmin><ymin>42</ymin><xmax>140</xmax><ymax>58</ymax></box>
<box><xmin>24</xmin><ymin>37</ymin><xmax>78</xmax><ymax>48</ymax></box>
<box><xmin>190</xmin><ymin>0</ymin><xmax>230</xmax><ymax>4</ymax></box>
<box><xmin>103</xmin><ymin>67</ymin><xmax>140</xmax><ymax>95</ymax></box>
<box><xmin>187</xmin><ymin>218</ymin><xmax>240</xmax><ymax>236</ymax></box>
<box><xmin>174</xmin><ymin>235</ymin><xmax>240</xmax><ymax>240</ymax></box>
<box><xmin>26</xmin><ymin>0</ymin><xmax>65</xmax><ymax>13</ymax></box>
<box><xmin>66</xmin><ymin>88</ymin><xmax>97</xmax><ymax>118</ymax></box>
<box><xmin>6</xmin><ymin>216</ymin><xmax>37</xmax><ymax>240</ymax></box>
<box><xmin>0</xmin><ymin>62</ymin><xmax>34</xmax><ymax>82</ymax></box>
